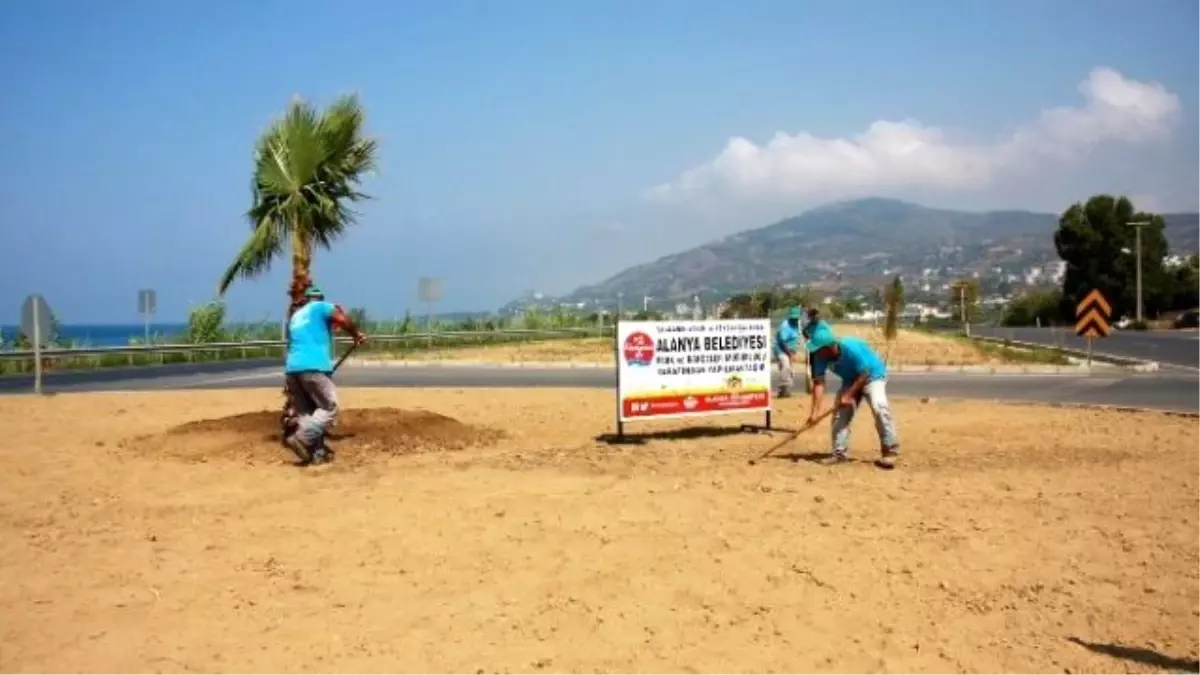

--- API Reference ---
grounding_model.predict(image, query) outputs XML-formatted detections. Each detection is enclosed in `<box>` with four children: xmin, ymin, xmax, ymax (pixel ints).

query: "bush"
<box><xmin>186</xmin><ymin>302</ymin><xmax>227</xmax><ymax>343</ymax></box>
<box><xmin>1002</xmin><ymin>289</ymin><xmax>1063</xmax><ymax>326</ymax></box>
<box><xmin>1129</xmin><ymin>319</ymin><xmax>1150</xmax><ymax>331</ymax></box>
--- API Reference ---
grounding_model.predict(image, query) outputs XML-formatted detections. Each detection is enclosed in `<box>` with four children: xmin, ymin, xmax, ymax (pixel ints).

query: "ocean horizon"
<box><xmin>3</xmin><ymin>323</ymin><xmax>202</xmax><ymax>346</ymax></box>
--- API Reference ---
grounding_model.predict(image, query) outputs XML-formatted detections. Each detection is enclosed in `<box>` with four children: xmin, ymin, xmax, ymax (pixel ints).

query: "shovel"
<box><xmin>747</xmin><ymin>405</ymin><xmax>836</xmax><ymax>465</ymax></box>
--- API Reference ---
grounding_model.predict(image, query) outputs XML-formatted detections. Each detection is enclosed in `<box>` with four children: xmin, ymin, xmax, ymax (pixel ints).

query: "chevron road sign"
<box><xmin>1074</xmin><ymin>289</ymin><xmax>1112</xmax><ymax>338</ymax></box>
<box><xmin>1074</xmin><ymin>289</ymin><xmax>1112</xmax><ymax>367</ymax></box>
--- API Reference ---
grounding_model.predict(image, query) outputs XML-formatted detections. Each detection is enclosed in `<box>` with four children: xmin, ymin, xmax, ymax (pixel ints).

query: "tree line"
<box><xmin>719</xmin><ymin>287</ymin><xmax>870</xmax><ymax>320</ymax></box>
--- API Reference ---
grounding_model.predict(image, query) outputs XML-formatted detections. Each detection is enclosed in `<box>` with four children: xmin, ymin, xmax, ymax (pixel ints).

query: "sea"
<box><xmin>1</xmin><ymin>323</ymin><xmax>190</xmax><ymax>347</ymax></box>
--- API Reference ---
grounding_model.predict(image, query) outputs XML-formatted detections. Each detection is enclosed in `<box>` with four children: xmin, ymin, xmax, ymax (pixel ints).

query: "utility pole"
<box><xmin>959</xmin><ymin>283</ymin><xmax>970</xmax><ymax>337</ymax></box>
<box><xmin>1127</xmin><ymin>221</ymin><xmax>1151</xmax><ymax>323</ymax></box>
<box><xmin>616</xmin><ymin>292</ymin><xmax>624</xmax><ymax>322</ymax></box>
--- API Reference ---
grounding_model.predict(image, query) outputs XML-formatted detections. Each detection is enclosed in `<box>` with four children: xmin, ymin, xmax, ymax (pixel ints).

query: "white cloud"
<box><xmin>644</xmin><ymin>68</ymin><xmax>1182</xmax><ymax>207</ymax></box>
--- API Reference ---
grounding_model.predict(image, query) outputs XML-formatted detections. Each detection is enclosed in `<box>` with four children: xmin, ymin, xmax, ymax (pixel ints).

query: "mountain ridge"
<box><xmin>509</xmin><ymin>198</ymin><xmax>1199</xmax><ymax>309</ymax></box>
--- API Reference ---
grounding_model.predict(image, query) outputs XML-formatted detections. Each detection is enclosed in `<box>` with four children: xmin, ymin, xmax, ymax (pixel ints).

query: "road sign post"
<box><xmin>20</xmin><ymin>294</ymin><xmax>54</xmax><ymax>395</ymax></box>
<box><xmin>1074</xmin><ymin>289</ymin><xmax>1112</xmax><ymax>368</ymax></box>
<box><xmin>138</xmin><ymin>289</ymin><xmax>157</xmax><ymax>344</ymax></box>
<box><xmin>418</xmin><ymin>277</ymin><xmax>443</xmax><ymax>349</ymax></box>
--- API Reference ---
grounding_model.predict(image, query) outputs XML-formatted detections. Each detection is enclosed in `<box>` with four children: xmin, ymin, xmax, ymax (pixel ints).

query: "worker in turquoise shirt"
<box><xmin>282</xmin><ymin>284</ymin><xmax>368</xmax><ymax>467</ymax></box>
<box><xmin>773</xmin><ymin>306</ymin><xmax>805</xmax><ymax>397</ymax></box>
<box><xmin>805</xmin><ymin>322</ymin><xmax>900</xmax><ymax>469</ymax></box>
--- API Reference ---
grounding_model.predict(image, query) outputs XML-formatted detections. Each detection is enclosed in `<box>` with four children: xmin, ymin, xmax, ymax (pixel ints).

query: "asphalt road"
<box><xmin>3</xmin><ymin>361</ymin><xmax>1196</xmax><ymax>413</ymax></box>
<box><xmin>971</xmin><ymin>326</ymin><xmax>1199</xmax><ymax>370</ymax></box>
<box><xmin>0</xmin><ymin>357</ymin><xmax>281</xmax><ymax>394</ymax></box>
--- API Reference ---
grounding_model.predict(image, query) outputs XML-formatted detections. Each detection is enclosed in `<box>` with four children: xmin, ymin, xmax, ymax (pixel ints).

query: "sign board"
<box><xmin>417</xmin><ymin>277</ymin><xmax>443</xmax><ymax>303</ymax></box>
<box><xmin>138</xmin><ymin>289</ymin><xmax>157</xmax><ymax>315</ymax></box>
<box><xmin>19</xmin><ymin>294</ymin><xmax>53</xmax><ymax>346</ymax></box>
<box><xmin>19</xmin><ymin>294</ymin><xmax>54</xmax><ymax>395</ymax></box>
<box><xmin>1074</xmin><ymin>289</ymin><xmax>1112</xmax><ymax>338</ymax></box>
<box><xmin>616</xmin><ymin>319</ymin><xmax>772</xmax><ymax>422</ymax></box>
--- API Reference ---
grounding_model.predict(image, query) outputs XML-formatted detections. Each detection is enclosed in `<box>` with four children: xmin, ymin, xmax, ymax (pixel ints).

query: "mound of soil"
<box><xmin>130</xmin><ymin>407</ymin><xmax>503</xmax><ymax>466</ymax></box>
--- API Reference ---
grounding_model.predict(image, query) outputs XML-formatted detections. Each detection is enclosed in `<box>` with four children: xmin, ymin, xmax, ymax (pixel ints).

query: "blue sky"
<box><xmin>1</xmin><ymin>0</ymin><xmax>1196</xmax><ymax>323</ymax></box>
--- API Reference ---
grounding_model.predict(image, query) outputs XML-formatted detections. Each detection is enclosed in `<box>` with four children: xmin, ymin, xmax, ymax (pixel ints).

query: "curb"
<box><xmin>887</xmin><ymin>364</ymin><xmax>1092</xmax><ymax>374</ymax></box>
<box><xmin>345</xmin><ymin>359</ymin><xmax>611</xmax><ymax>370</ymax></box>
<box><xmin>349</xmin><ymin>359</ymin><xmax>1096</xmax><ymax>375</ymax></box>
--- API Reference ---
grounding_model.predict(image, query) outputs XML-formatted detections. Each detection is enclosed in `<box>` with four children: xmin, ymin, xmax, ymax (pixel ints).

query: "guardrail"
<box><xmin>0</xmin><ymin>327</ymin><xmax>614</xmax><ymax>367</ymax></box>
<box><xmin>969</xmin><ymin>335</ymin><xmax>1160</xmax><ymax>372</ymax></box>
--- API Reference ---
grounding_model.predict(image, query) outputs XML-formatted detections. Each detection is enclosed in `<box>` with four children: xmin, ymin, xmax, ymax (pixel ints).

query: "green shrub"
<box><xmin>185</xmin><ymin>302</ymin><xmax>228</xmax><ymax>343</ymax></box>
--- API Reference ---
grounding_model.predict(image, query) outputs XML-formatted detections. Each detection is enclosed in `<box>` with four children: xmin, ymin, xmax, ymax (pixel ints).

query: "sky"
<box><xmin>0</xmin><ymin>0</ymin><xmax>1196</xmax><ymax>323</ymax></box>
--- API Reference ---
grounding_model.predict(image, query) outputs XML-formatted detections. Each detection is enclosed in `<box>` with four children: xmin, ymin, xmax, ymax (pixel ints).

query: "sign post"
<box><xmin>1074</xmin><ymin>289</ymin><xmax>1113</xmax><ymax>367</ymax></box>
<box><xmin>138</xmin><ymin>289</ymin><xmax>157</xmax><ymax>344</ymax></box>
<box><xmin>417</xmin><ymin>277</ymin><xmax>443</xmax><ymax>349</ymax></box>
<box><xmin>20</xmin><ymin>294</ymin><xmax>54</xmax><ymax>395</ymax></box>
<box><xmin>614</xmin><ymin>318</ymin><xmax>776</xmax><ymax>439</ymax></box>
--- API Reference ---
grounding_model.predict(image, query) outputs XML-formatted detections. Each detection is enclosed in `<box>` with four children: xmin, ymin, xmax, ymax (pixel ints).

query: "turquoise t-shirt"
<box><xmin>285</xmin><ymin>301</ymin><xmax>336</xmax><ymax>373</ymax></box>
<box><xmin>775</xmin><ymin>320</ymin><xmax>800</xmax><ymax>357</ymax></box>
<box><xmin>811</xmin><ymin>336</ymin><xmax>887</xmax><ymax>383</ymax></box>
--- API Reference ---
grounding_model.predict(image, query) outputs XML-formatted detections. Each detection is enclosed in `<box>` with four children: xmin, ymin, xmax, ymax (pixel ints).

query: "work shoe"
<box><xmin>310</xmin><ymin>447</ymin><xmax>333</xmax><ymax>466</ymax></box>
<box><xmin>818</xmin><ymin>453</ymin><xmax>849</xmax><ymax>466</ymax></box>
<box><xmin>876</xmin><ymin>446</ymin><xmax>899</xmax><ymax>469</ymax></box>
<box><xmin>283</xmin><ymin>434</ymin><xmax>313</xmax><ymax>465</ymax></box>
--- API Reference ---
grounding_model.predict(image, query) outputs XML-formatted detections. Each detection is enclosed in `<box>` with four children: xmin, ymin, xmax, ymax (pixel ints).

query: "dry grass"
<box><xmin>1</xmin><ymin>388</ymin><xmax>1196</xmax><ymax>673</ymax></box>
<box><xmin>375</xmin><ymin>325</ymin><xmax>1014</xmax><ymax>366</ymax></box>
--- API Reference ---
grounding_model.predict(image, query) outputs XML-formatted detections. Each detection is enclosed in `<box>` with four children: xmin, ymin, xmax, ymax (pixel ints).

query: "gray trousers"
<box><xmin>285</xmin><ymin>372</ymin><xmax>340</xmax><ymax>448</ymax></box>
<box><xmin>831</xmin><ymin>379</ymin><xmax>899</xmax><ymax>456</ymax></box>
<box><xmin>776</xmin><ymin>353</ymin><xmax>795</xmax><ymax>393</ymax></box>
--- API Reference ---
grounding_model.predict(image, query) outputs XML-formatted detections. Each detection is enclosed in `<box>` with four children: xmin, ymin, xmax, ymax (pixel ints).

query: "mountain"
<box><xmin>509</xmin><ymin>198</ymin><xmax>1199</xmax><ymax>310</ymax></box>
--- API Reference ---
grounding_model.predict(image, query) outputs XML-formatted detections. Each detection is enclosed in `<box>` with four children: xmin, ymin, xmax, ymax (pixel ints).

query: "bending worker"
<box><xmin>773</xmin><ymin>306</ymin><xmax>805</xmax><ymax>397</ymax></box>
<box><xmin>283</xmin><ymin>284</ymin><xmax>367</xmax><ymax>466</ymax></box>
<box><xmin>804</xmin><ymin>322</ymin><xmax>900</xmax><ymax>468</ymax></box>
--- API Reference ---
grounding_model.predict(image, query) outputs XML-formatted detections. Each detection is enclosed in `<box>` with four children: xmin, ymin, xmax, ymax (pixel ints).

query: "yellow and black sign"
<box><xmin>1074</xmin><ymin>289</ymin><xmax>1112</xmax><ymax>338</ymax></box>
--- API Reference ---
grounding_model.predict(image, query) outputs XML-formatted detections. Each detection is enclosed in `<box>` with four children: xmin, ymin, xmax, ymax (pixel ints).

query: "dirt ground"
<box><xmin>1</xmin><ymin>388</ymin><xmax>1197</xmax><ymax>674</ymax></box>
<box><xmin>380</xmin><ymin>326</ymin><xmax>1024</xmax><ymax>367</ymax></box>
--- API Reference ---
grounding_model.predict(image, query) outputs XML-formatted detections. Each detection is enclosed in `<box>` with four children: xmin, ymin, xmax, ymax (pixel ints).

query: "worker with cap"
<box><xmin>799</xmin><ymin>308</ymin><xmax>825</xmax><ymax>393</ymax></box>
<box><xmin>804</xmin><ymin>322</ymin><xmax>900</xmax><ymax>468</ymax></box>
<box><xmin>283</xmin><ymin>284</ymin><xmax>367</xmax><ymax>466</ymax></box>
<box><xmin>773</xmin><ymin>306</ymin><xmax>806</xmax><ymax>397</ymax></box>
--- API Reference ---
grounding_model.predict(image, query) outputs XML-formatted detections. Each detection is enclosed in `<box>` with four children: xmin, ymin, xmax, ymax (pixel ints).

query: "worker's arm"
<box><xmin>330</xmin><ymin>305</ymin><xmax>368</xmax><ymax>344</ymax></box>
<box><xmin>807</xmin><ymin>357</ymin><xmax>828</xmax><ymax>424</ymax></box>
<box><xmin>839</xmin><ymin>372</ymin><xmax>869</xmax><ymax>406</ymax></box>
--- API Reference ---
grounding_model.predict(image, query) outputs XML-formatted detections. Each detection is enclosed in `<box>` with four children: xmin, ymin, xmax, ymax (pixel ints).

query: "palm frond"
<box><xmin>218</xmin><ymin>93</ymin><xmax>379</xmax><ymax>294</ymax></box>
<box><xmin>217</xmin><ymin>214</ymin><xmax>286</xmax><ymax>296</ymax></box>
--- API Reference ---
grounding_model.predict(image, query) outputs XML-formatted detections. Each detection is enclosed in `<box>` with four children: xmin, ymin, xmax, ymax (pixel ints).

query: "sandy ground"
<box><xmin>379</xmin><ymin>326</ymin><xmax>1010</xmax><ymax>367</ymax></box>
<box><xmin>1</xmin><ymin>388</ymin><xmax>1197</xmax><ymax>674</ymax></box>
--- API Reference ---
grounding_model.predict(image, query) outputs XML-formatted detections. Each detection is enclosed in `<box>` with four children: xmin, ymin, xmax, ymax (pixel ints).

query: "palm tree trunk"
<box><xmin>289</xmin><ymin>230</ymin><xmax>313</xmax><ymax>308</ymax></box>
<box><xmin>281</xmin><ymin>230</ymin><xmax>314</xmax><ymax>437</ymax></box>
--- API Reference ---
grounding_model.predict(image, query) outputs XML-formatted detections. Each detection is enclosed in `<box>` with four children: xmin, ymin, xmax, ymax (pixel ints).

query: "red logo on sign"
<box><xmin>623</xmin><ymin>331</ymin><xmax>655</xmax><ymax>366</ymax></box>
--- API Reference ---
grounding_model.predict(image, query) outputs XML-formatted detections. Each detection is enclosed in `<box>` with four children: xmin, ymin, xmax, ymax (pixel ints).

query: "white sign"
<box><xmin>616</xmin><ymin>319</ymin><xmax>772</xmax><ymax>422</ymax></box>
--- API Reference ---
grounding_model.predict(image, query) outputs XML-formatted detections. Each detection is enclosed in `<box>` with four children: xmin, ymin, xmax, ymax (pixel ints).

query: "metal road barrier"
<box><xmin>968</xmin><ymin>335</ymin><xmax>1160</xmax><ymax>371</ymax></box>
<box><xmin>0</xmin><ymin>328</ymin><xmax>615</xmax><ymax>369</ymax></box>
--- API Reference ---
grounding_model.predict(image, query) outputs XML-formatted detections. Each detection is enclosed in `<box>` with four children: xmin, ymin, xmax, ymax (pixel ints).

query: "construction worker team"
<box><xmin>774</xmin><ymin>306</ymin><xmax>901</xmax><ymax>468</ymax></box>
<box><xmin>282</xmin><ymin>288</ymin><xmax>899</xmax><ymax>470</ymax></box>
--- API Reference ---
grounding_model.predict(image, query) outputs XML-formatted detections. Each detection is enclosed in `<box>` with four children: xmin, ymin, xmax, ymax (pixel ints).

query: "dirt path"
<box><xmin>1</xmin><ymin>389</ymin><xmax>1195</xmax><ymax>673</ymax></box>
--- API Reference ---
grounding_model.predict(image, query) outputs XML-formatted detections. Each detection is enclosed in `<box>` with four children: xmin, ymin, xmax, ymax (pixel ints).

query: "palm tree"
<box><xmin>217</xmin><ymin>94</ymin><xmax>378</xmax><ymax>307</ymax></box>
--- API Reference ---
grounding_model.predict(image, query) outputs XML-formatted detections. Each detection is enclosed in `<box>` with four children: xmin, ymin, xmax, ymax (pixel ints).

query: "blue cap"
<box><xmin>304</xmin><ymin>285</ymin><xmax>324</xmax><ymax>298</ymax></box>
<box><xmin>787</xmin><ymin>306</ymin><xmax>804</xmax><ymax>320</ymax></box>
<box><xmin>806</xmin><ymin>322</ymin><xmax>837</xmax><ymax>353</ymax></box>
